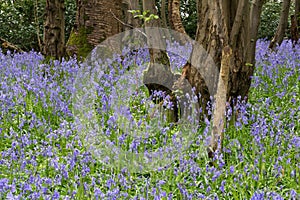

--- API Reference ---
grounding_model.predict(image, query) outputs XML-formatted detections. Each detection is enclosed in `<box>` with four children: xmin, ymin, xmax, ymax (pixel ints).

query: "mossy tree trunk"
<box><xmin>66</xmin><ymin>0</ymin><xmax>123</xmax><ymax>58</ymax></box>
<box><xmin>43</xmin><ymin>0</ymin><xmax>65</xmax><ymax>60</ymax></box>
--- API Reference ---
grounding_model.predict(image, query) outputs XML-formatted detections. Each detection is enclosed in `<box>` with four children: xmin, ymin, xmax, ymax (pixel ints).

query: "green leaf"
<box><xmin>128</xmin><ymin>9</ymin><xmax>140</xmax><ymax>14</ymax></box>
<box><xmin>245</xmin><ymin>63</ymin><xmax>253</xmax><ymax>67</ymax></box>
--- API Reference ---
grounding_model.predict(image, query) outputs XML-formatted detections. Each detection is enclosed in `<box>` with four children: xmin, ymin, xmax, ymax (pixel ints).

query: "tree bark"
<box><xmin>43</xmin><ymin>0</ymin><xmax>65</xmax><ymax>59</ymax></box>
<box><xmin>291</xmin><ymin>14</ymin><xmax>299</xmax><ymax>45</ymax></box>
<box><xmin>66</xmin><ymin>0</ymin><xmax>123</xmax><ymax>58</ymax></box>
<box><xmin>168</xmin><ymin>0</ymin><xmax>186</xmax><ymax>34</ymax></box>
<box><xmin>295</xmin><ymin>0</ymin><xmax>300</xmax><ymax>34</ymax></box>
<box><xmin>121</xmin><ymin>0</ymin><xmax>143</xmax><ymax>45</ymax></box>
<box><xmin>269</xmin><ymin>0</ymin><xmax>291</xmax><ymax>49</ymax></box>
<box><xmin>161</xmin><ymin>0</ymin><xmax>168</xmax><ymax>28</ymax></box>
<box><xmin>122</xmin><ymin>0</ymin><xmax>141</xmax><ymax>30</ymax></box>
<box><xmin>246</xmin><ymin>0</ymin><xmax>264</xmax><ymax>67</ymax></box>
<box><xmin>168</xmin><ymin>0</ymin><xmax>189</xmax><ymax>44</ymax></box>
<box><xmin>176</xmin><ymin>0</ymin><xmax>264</xmax><ymax>155</ymax></box>
<box><xmin>142</xmin><ymin>0</ymin><xmax>179</xmax><ymax>123</ymax></box>
<box><xmin>192</xmin><ymin>0</ymin><xmax>264</xmax><ymax>104</ymax></box>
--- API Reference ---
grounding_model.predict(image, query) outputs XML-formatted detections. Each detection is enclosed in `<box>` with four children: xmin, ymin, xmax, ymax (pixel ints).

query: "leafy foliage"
<box><xmin>0</xmin><ymin>0</ymin><xmax>41</xmax><ymax>51</ymax></box>
<box><xmin>0</xmin><ymin>0</ymin><xmax>76</xmax><ymax>51</ymax></box>
<box><xmin>180</xmin><ymin>0</ymin><xmax>197</xmax><ymax>39</ymax></box>
<box><xmin>128</xmin><ymin>10</ymin><xmax>159</xmax><ymax>23</ymax></box>
<box><xmin>259</xmin><ymin>1</ymin><xmax>284</xmax><ymax>39</ymax></box>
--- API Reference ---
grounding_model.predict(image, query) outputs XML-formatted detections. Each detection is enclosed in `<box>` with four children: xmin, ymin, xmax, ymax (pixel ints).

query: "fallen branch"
<box><xmin>0</xmin><ymin>37</ymin><xmax>24</xmax><ymax>53</ymax></box>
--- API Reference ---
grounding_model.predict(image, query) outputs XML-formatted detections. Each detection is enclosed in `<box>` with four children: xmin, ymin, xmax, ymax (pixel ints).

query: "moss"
<box><xmin>66</xmin><ymin>27</ymin><xmax>93</xmax><ymax>59</ymax></box>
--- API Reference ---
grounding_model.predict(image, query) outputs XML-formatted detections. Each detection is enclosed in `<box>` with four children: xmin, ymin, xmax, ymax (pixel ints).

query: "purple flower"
<box><xmin>219</xmin><ymin>180</ymin><xmax>225</xmax><ymax>193</ymax></box>
<box><xmin>52</xmin><ymin>190</ymin><xmax>60</xmax><ymax>200</ymax></box>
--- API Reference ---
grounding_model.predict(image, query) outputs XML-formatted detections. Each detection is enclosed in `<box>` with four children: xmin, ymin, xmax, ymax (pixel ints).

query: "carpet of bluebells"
<box><xmin>0</xmin><ymin>40</ymin><xmax>299</xmax><ymax>199</ymax></box>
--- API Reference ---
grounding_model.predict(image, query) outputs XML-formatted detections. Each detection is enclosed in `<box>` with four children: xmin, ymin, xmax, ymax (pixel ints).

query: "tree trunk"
<box><xmin>66</xmin><ymin>0</ymin><xmax>123</xmax><ymax>58</ymax></box>
<box><xmin>290</xmin><ymin>0</ymin><xmax>300</xmax><ymax>45</ymax></box>
<box><xmin>295</xmin><ymin>0</ymin><xmax>300</xmax><ymax>37</ymax></box>
<box><xmin>175</xmin><ymin>0</ymin><xmax>264</xmax><ymax>155</ymax></box>
<box><xmin>168</xmin><ymin>0</ymin><xmax>189</xmax><ymax>44</ymax></box>
<box><xmin>121</xmin><ymin>0</ymin><xmax>143</xmax><ymax>45</ymax></box>
<box><xmin>295</xmin><ymin>0</ymin><xmax>300</xmax><ymax>34</ymax></box>
<box><xmin>246</xmin><ymin>0</ymin><xmax>264</xmax><ymax>67</ymax></box>
<box><xmin>168</xmin><ymin>0</ymin><xmax>186</xmax><ymax>34</ymax></box>
<box><xmin>43</xmin><ymin>0</ymin><xmax>65</xmax><ymax>59</ymax></box>
<box><xmin>291</xmin><ymin>14</ymin><xmax>299</xmax><ymax>45</ymax></box>
<box><xmin>161</xmin><ymin>0</ymin><xmax>168</xmax><ymax>28</ymax></box>
<box><xmin>269</xmin><ymin>0</ymin><xmax>291</xmax><ymax>49</ymax></box>
<box><xmin>142</xmin><ymin>0</ymin><xmax>179</xmax><ymax>123</ymax></box>
<box><xmin>122</xmin><ymin>0</ymin><xmax>141</xmax><ymax>30</ymax></box>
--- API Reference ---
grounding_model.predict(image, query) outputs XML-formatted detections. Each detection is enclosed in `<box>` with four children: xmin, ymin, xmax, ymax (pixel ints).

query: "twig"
<box><xmin>109</xmin><ymin>9</ymin><xmax>147</xmax><ymax>39</ymax></box>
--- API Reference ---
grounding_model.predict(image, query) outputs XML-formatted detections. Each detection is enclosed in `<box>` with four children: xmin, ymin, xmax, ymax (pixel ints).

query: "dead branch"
<box><xmin>0</xmin><ymin>37</ymin><xmax>24</xmax><ymax>53</ymax></box>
